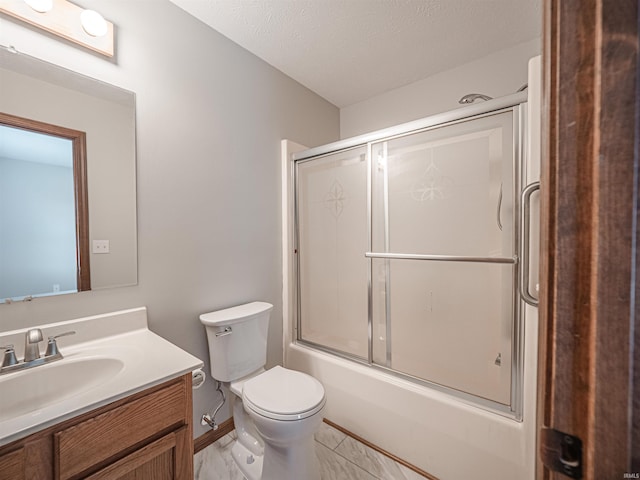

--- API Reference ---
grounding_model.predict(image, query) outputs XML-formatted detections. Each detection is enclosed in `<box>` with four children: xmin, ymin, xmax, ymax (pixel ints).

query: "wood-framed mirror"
<box><xmin>0</xmin><ymin>46</ymin><xmax>137</xmax><ymax>305</ymax></box>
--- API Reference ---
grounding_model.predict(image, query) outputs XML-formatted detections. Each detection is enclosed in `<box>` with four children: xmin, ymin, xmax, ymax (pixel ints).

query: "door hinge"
<box><xmin>540</xmin><ymin>427</ymin><xmax>583</xmax><ymax>478</ymax></box>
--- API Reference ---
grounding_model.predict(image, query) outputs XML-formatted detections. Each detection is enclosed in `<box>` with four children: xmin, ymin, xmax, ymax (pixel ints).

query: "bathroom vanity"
<box><xmin>0</xmin><ymin>374</ymin><xmax>192</xmax><ymax>480</ymax></box>
<box><xmin>0</xmin><ymin>308</ymin><xmax>203</xmax><ymax>480</ymax></box>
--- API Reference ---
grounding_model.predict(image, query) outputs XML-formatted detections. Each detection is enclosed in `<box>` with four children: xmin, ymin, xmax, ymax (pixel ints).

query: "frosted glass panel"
<box><xmin>370</xmin><ymin>110</ymin><xmax>517</xmax><ymax>405</ymax></box>
<box><xmin>372</xmin><ymin>111</ymin><xmax>514</xmax><ymax>257</ymax></box>
<box><xmin>296</xmin><ymin>148</ymin><xmax>368</xmax><ymax>358</ymax></box>
<box><xmin>372</xmin><ymin>259</ymin><xmax>514</xmax><ymax>405</ymax></box>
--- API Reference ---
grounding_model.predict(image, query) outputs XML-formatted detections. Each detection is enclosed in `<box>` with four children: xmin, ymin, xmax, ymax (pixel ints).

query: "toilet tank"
<box><xmin>199</xmin><ymin>302</ymin><xmax>273</xmax><ymax>382</ymax></box>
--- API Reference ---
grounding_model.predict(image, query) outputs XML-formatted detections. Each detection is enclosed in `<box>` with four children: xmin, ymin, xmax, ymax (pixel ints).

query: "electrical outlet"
<box><xmin>92</xmin><ymin>239</ymin><xmax>110</xmax><ymax>254</ymax></box>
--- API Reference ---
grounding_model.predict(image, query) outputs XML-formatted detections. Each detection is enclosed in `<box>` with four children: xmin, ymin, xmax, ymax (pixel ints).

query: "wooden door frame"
<box><xmin>538</xmin><ymin>0</ymin><xmax>639</xmax><ymax>478</ymax></box>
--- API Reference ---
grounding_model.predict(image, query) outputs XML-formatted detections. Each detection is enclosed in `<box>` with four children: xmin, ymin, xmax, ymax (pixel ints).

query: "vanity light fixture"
<box><xmin>0</xmin><ymin>0</ymin><xmax>114</xmax><ymax>57</ymax></box>
<box><xmin>24</xmin><ymin>0</ymin><xmax>53</xmax><ymax>13</ymax></box>
<box><xmin>80</xmin><ymin>9</ymin><xmax>107</xmax><ymax>37</ymax></box>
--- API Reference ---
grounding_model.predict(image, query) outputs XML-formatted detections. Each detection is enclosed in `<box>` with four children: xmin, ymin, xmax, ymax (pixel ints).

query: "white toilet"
<box><xmin>200</xmin><ymin>302</ymin><xmax>326</xmax><ymax>480</ymax></box>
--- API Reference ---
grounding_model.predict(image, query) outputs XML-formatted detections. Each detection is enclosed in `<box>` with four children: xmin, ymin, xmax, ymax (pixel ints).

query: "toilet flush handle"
<box><xmin>215</xmin><ymin>327</ymin><xmax>233</xmax><ymax>337</ymax></box>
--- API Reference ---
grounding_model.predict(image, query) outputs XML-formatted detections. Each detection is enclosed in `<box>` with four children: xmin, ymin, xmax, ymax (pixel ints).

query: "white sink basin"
<box><xmin>0</xmin><ymin>307</ymin><xmax>203</xmax><ymax>447</ymax></box>
<box><xmin>0</xmin><ymin>356</ymin><xmax>125</xmax><ymax>422</ymax></box>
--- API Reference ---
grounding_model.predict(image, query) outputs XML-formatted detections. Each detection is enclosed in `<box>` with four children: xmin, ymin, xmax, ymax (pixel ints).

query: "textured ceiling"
<box><xmin>169</xmin><ymin>0</ymin><xmax>542</xmax><ymax>108</ymax></box>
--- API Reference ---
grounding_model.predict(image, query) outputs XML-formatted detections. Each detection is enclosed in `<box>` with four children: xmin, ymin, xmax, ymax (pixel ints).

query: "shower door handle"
<box><xmin>520</xmin><ymin>181</ymin><xmax>540</xmax><ymax>306</ymax></box>
<box><xmin>496</xmin><ymin>183</ymin><xmax>503</xmax><ymax>231</ymax></box>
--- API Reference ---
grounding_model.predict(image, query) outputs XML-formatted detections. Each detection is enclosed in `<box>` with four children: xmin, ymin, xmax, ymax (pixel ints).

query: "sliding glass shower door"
<box><xmin>369</xmin><ymin>111</ymin><xmax>517</xmax><ymax>406</ymax></box>
<box><xmin>296</xmin><ymin>147</ymin><xmax>369</xmax><ymax>359</ymax></box>
<box><xmin>295</xmin><ymin>107</ymin><xmax>523</xmax><ymax>413</ymax></box>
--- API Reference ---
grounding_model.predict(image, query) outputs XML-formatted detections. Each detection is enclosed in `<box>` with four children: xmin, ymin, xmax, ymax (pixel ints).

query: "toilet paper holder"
<box><xmin>192</xmin><ymin>368</ymin><xmax>206</xmax><ymax>389</ymax></box>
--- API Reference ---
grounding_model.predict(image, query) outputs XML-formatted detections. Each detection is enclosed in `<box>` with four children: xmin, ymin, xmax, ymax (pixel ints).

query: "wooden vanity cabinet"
<box><xmin>0</xmin><ymin>374</ymin><xmax>193</xmax><ymax>480</ymax></box>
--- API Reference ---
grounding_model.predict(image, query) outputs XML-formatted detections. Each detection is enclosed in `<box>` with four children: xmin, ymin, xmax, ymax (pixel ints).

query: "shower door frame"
<box><xmin>292</xmin><ymin>91</ymin><xmax>531</xmax><ymax>420</ymax></box>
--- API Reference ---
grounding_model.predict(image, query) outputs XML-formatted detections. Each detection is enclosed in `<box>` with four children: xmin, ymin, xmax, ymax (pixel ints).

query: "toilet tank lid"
<box><xmin>199</xmin><ymin>301</ymin><xmax>273</xmax><ymax>326</ymax></box>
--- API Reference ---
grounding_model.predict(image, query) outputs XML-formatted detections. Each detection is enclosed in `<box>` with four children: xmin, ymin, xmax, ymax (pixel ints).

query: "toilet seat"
<box><xmin>242</xmin><ymin>366</ymin><xmax>325</xmax><ymax>421</ymax></box>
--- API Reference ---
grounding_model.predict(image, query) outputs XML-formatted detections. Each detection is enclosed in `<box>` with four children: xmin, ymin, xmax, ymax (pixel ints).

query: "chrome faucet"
<box><xmin>24</xmin><ymin>328</ymin><xmax>43</xmax><ymax>362</ymax></box>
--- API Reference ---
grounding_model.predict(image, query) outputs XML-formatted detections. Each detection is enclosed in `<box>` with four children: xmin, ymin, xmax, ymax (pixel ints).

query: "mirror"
<box><xmin>0</xmin><ymin>46</ymin><xmax>137</xmax><ymax>303</ymax></box>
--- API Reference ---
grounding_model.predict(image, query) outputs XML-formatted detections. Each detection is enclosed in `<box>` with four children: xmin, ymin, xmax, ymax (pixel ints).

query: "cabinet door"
<box><xmin>55</xmin><ymin>380</ymin><xmax>186</xmax><ymax>479</ymax></box>
<box><xmin>0</xmin><ymin>438</ymin><xmax>52</xmax><ymax>480</ymax></box>
<box><xmin>84</xmin><ymin>426</ymin><xmax>191</xmax><ymax>480</ymax></box>
<box><xmin>0</xmin><ymin>448</ymin><xmax>24</xmax><ymax>480</ymax></box>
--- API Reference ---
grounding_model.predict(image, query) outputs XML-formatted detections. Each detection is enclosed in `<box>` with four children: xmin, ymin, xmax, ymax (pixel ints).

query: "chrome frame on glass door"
<box><xmin>293</xmin><ymin>91</ymin><xmax>530</xmax><ymax>420</ymax></box>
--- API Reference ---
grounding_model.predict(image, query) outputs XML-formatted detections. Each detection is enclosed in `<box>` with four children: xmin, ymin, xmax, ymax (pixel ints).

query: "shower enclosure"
<box><xmin>293</xmin><ymin>92</ymin><xmax>537</xmax><ymax>418</ymax></box>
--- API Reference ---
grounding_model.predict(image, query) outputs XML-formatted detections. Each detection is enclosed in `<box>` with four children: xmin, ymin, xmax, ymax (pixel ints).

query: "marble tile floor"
<box><xmin>194</xmin><ymin>421</ymin><xmax>427</xmax><ymax>480</ymax></box>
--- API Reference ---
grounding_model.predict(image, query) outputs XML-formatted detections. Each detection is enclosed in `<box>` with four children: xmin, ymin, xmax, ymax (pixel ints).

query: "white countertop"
<box><xmin>0</xmin><ymin>307</ymin><xmax>203</xmax><ymax>447</ymax></box>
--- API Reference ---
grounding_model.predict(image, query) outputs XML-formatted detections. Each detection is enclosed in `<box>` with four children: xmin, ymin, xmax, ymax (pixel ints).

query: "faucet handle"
<box><xmin>0</xmin><ymin>345</ymin><xmax>18</xmax><ymax>367</ymax></box>
<box><xmin>45</xmin><ymin>331</ymin><xmax>76</xmax><ymax>357</ymax></box>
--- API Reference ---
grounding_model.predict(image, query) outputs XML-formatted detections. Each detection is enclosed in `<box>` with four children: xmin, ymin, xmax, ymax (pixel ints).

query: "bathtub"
<box><xmin>284</xmin><ymin>303</ymin><xmax>538</xmax><ymax>479</ymax></box>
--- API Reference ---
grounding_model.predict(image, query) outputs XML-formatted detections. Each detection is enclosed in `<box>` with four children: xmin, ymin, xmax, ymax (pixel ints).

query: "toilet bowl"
<box><xmin>200</xmin><ymin>302</ymin><xmax>326</xmax><ymax>480</ymax></box>
<box><xmin>231</xmin><ymin>366</ymin><xmax>325</xmax><ymax>480</ymax></box>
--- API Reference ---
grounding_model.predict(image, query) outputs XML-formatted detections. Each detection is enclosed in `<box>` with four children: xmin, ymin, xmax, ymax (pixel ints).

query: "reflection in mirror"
<box><xmin>0</xmin><ymin>113</ymin><xmax>90</xmax><ymax>300</ymax></box>
<box><xmin>0</xmin><ymin>46</ymin><xmax>137</xmax><ymax>304</ymax></box>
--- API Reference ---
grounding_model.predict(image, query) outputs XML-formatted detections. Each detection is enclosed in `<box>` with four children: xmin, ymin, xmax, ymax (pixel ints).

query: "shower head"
<box><xmin>458</xmin><ymin>93</ymin><xmax>493</xmax><ymax>104</ymax></box>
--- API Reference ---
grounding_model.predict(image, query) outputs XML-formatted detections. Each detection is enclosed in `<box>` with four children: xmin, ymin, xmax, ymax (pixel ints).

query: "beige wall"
<box><xmin>0</xmin><ymin>0</ymin><xmax>339</xmax><ymax>437</ymax></box>
<box><xmin>340</xmin><ymin>38</ymin><xmax>540</xmax><ymax>138</ymax></box>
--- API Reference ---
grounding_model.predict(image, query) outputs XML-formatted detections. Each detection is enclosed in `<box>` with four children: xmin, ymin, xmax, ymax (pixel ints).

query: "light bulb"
<box><xmin>24</xmin><ymin>0</ymin><xmax>53</xmax><ymax>13</ymax></box>
<box><xmin>80</xmin><ymin>9</ymin><xmax>107</xmax><ymax>37</ymax></box>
